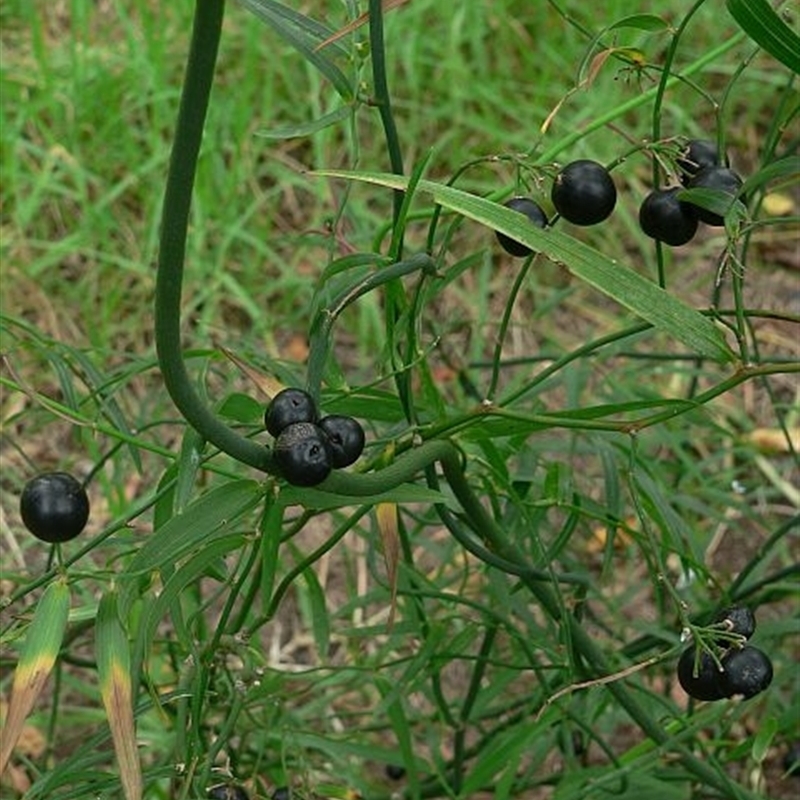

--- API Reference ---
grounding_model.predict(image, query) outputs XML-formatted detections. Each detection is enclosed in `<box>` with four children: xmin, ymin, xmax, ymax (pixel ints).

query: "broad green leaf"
<box><xmin>727</xmin><ymin>0</ymin><xmax>800</xmax><ymax>74</ymax></box>
<box><xmin>315</xmin><ymin>169</ymin><xmax>735</xmax><ymax>364</ymax></box>
<box><xmin>217</xmin><ymin>392</ymin><xmax>264</xmax><ymax>424</ymax></box>
<box><xmin>122</xmin><ymin>480</ymin><xmax>261</xmax><ymax>582</ymax></box>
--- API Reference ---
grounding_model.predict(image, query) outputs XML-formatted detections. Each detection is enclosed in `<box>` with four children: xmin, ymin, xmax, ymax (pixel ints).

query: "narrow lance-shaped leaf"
<box><xmin>96</xmin><ymin>590</ymin><xmax>142</xmax><ymax>800</ymax></box>
<box><xmin>376</xmin><ymin>502</ymin><xmax>400</xmax><ymax>628</ymax></box>
<box><xmin>315</xmin><ymin>169</ymin><xmax>736</xmax><ymax>364</ymax></box>
<box><xmin>0</xmin><ymin>577</ymin><xmax>70</xmax><ymax>774</ymax></box>
<box><xmin>726</xmin><ymin>0</ymin><xmax>800</xmax><ymax>74</ymax></box>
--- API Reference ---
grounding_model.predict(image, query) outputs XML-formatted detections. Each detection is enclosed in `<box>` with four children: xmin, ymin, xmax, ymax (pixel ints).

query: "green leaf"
<box><xmin>256</xmin><ymin>105</ymin><xmax>354</xmax><ymax>140</ymax></box>
<box><xmin>752</xmin><ymin>717</ymin><xmax>778</xmax><ymax>764</ymax></box>
<box><xmin>239</xmin><ymin>0</ymin><xmax>354</xmax><ymax>99</ymax></box>
<box><xmin>121</xmin><ymin>479</ymin><xmax>261</xmax><ymax>583</ymax></box>
<box><xmin>727</xmin><ymin>0</ymin><xmax>800</xmax><ymax>74</ymax></box>
<box><xmin>279</xmin><ymin>481</ymin><xmax>448</xmax><ymax>511</ymax></box>
<box><xmin>217</xmin><ymin>392</ymin><xmax>265</xmax><ymax>424</ymax></box>
<box><xmin>135</xmin><ymin>534</ymin><xmax>246</xmax><ymax>659</ymax></box>
<box><xmin>96</xmin><ymin>591</ymin><xmax>142</xmax><ymax>800</ymax></box>
<box><xmin>741</xmin><ymin>155</ymin><xmax>800</xmax><ymax>197</ymax></box>
<box><xmin>302</xmin><ymin>566</ymin><xmax>329</xmax><ymax>658</ymax></box>
<box><xmin>315</xmin><ymin>169</ymin><xmax>735</xmax><ymax>364</ymax></box>
<box><xmin>259</xmin><ymin>497</ymin><xmax>285</xmax><ymax>615</ymax></box>
<box><xmin>608</xmin><ymin>14</ymin><xmax>669</xmax><ymax>32</ymax></box>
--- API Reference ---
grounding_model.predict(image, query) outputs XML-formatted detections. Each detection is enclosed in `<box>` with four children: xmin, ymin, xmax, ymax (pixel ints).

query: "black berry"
<box><xmin>20</xmin><ymin>472</ymin><xmax>90</xmax><ymax>544</ymax></box>
<box><xmin>638</xmin><ymin>187</ymin><xmax>698</xmax><ymax>246</ymax></box>
<box><xmin>495</xmin><ymin>196</ymin><xmax>548</xmax><ymax>257</ymax></box>
<box><xmin>713</xmin><ymin>606</ymin><xmax>756</xmax><ymax>640</ymax></box>
<box><xmin>274</xmin><ymin>422</ymin><xmax>333</xmax><ymax>487</ymax></box>
<box><xmin>272</xmin><ymin>788</ymin><xmax>291</xmax><ymax>800</ymax></box>
<box><xmin>551</xmin><ymin>159</ymin><xmax>616</xmax><ymax>226</ymax></box>
<box><xmin>318</xmin><ymin>415</ymin><xmax>366</xmax><ymax>468</ymax></box>
<box><xmin>265</xmin><ymin>388</ymin><xmax>317</xmax><ymax>437</ymax></box>
<box><xmin>686</xmin><ymin>166</ymin><xmax>744</xmax><ymax>226</ymax></box>
<box><xmin>208</xmin><ymin>785</ymin><xmax>250</xmax><ymax>800</ymax></box>
<box><xmin>720</xmin><ymin>646</ymin><xmax>773</xmax><ymax>699</ymax></box>
<box><xmin>385</xmin><ymin>764</ymin><xmax>406</xmax><ymax>781</ymax></box>
<box><xmin>677</xmin><ymin>139</ymin><xmax>727</xmax><ymax>185</ymax></box>
<box><xmin>677</xmin><ymin>646</ymin><xmax>726</xmax><ymax>701</ymax></box>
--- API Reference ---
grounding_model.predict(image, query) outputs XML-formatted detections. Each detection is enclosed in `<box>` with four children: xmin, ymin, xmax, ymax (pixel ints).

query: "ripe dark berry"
<box><xmin>272</xmin><ymin>788</ymin><xmax>291</xmax><ymax>800</ymax></box>
<box><xmin>385</xmin><ymin>764</ymin><xmax>406</xmax><ymax>780</ymax></box>
<box><xmin>638</xmin><ymin>187</ymin><xmax>698</xmax><ymax>246</ymax></box>
<box><xmin>551</xmin><ymin>159</ymin><xmax>616</xmax><ymax>226</ymax></box>
<box><xmin>677</xmin><ymin>139</ymin><xmax>726</xmax><ymax>185</ymax></box>
<box><xmin>265</xmin><ymin>388</ymin><xmax>317</xmax><ymax>437</ymax></box>
<box><xmin>686</xmin><ymin>166</ymin><xmax>744</xmax><ymax>226</ymax></box>
<box><xmin>318</xmin><ymin>415</ymin><xmax>365</xmax><ymax>468</ymax></box>
<box><xmin>274</xmin><ymin>422</ymin><xmax>333</xmax><ymax>487</ymax></box>
<box><xmin>713</xmin><ymin>606</ymin><xmax>756</xmax><ymax>640</ymax></box>
<box><xmin>677</xmin><ymin>646</ymin><xmax>726</xmax><ymax>701</ymax></box>
<box><xmin>720</xmin><ymin>646</ymin><xmax>773</xmax><ymax>699</ymax></box>
<box><xmin>495</xmin><ymin>196</ymin><xmax>548</xmax><ymax>257</ymax></box>
<box><xmin>208</xmin><ymin>785</ymin><xmax>250</xmax><ymax>800</ymax></box>
<box><xmin>20</xmin><ymin>472</ymin><xmax>90</xmax><ymax>544</ymax></box>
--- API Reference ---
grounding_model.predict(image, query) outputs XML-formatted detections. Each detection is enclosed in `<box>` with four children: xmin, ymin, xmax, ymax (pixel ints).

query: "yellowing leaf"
<box><xmin>0</xmin><ymin>577</ymin><xmax>70</xmax><ymax>774</ymax></box>
<box><xmin>376</xmin><ymin>502</ymin><xmax>399</xmax><ymax>628</ymax></box>
<box><xmin>97</xmin><ymin>591</ymin><xmax>142</xmax><ymax>800</ymax></box>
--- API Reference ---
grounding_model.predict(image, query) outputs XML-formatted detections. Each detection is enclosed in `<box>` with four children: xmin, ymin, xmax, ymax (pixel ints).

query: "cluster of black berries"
<box><xmin>677</xmin><ymin>606</ymin><xmax>773</xmax><ymax>702</ymax></box>
<box><xmin>265</xmin><ymin>388</ymin><xmax>366</xmax><ymax>487</ymax></box>
<box><xmin>496</xmin><ymin>139</ymin><xmax>745</xmax><ymax>256</ymax></box>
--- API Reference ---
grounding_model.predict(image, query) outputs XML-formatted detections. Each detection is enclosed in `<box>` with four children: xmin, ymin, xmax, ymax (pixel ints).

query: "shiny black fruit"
<box><xmin>551</xmin><ymin>160</ymin><xmax>617</xmax><ymax>226</ymax></box>
<box><xmin>495</xmin><ymin>196</ymin><xmax>548</xmax><ymax>257</ymax></box>
<box><xmin>720</xmin><ymin>646</ymin><xmax>773</xmax><ymax>699</ymax></box>
<box><xmin>20</xmin><ymin>472</ymin><xmax>90</xmax><ymax>544</ymax></box>
<box><xmin>686</xmin><ymin>166</ymin><xmax>744</xmax><ymax>226</ymax></box>
<box><xmin>272</xmin><ymin>788</ymin><xmax>291</xmax><ymax>800</ymax></box>
<box><xmin>265</xmin><ymin>388</ymin><xmax>317</xmax><ymax>437</ymax></box>
<box><xmin>677</xmin><ymin>646</ymin><xmax>726</xmax><ymax>701</ymax></box>
<box><xmin>713</xmin><ymin>606</ymin><xmax>756</xmax><ymax>640</ymax></box>
<box><xmin>638</xmin><ymin>187</ymin><xmax>698</xmax><ymax>246</ymax></box>
<box><xmin>677</xmin><ymin>139</ymin><xmax>726</xmax><ymax>185</ymax></box>
<box><xmin>318</xmin><ymin>415</ymin><xmax>366</xmax><ymax>468</ymax></box>
<box><xmin>385</xmin><ymin>764</ymin><xmax>406</xmax><ymax>780</ymax></box>
<box><xmin>274</xmin><ymin>422</ymin><xmax>332</xmax><ymax>487</ymax></box>
<box><xmin>208</xmin><ymin>785</ymin><xmax>250</xmax><ymax>800</ymax></box>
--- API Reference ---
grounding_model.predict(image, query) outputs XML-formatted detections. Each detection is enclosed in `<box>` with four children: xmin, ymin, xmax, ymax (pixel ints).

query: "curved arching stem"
<box><xmin>155</xmin><ymin>0</ymin><xmax>272</xmax><ymax>472</ymax></box>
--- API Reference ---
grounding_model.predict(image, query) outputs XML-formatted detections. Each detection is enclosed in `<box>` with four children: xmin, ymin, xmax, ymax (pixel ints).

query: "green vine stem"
<box><xmin>155</xmin><ymin>0</ymin><xmax>272</xmax><ymax>473</ymax></box>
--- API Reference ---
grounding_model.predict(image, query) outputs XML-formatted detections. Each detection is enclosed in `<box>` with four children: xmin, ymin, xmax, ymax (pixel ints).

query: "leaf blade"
<box><xmin>315</xmin><ymin>169</ymin><xmax>736</xmax><ymax>364</ymax></box>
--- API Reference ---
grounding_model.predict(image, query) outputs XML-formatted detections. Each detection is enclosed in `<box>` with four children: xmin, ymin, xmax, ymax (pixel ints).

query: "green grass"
<box><xmin>1</xmin><ymin>1</ymin><xmax>798</xmax><ymax>799</ymax></box>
